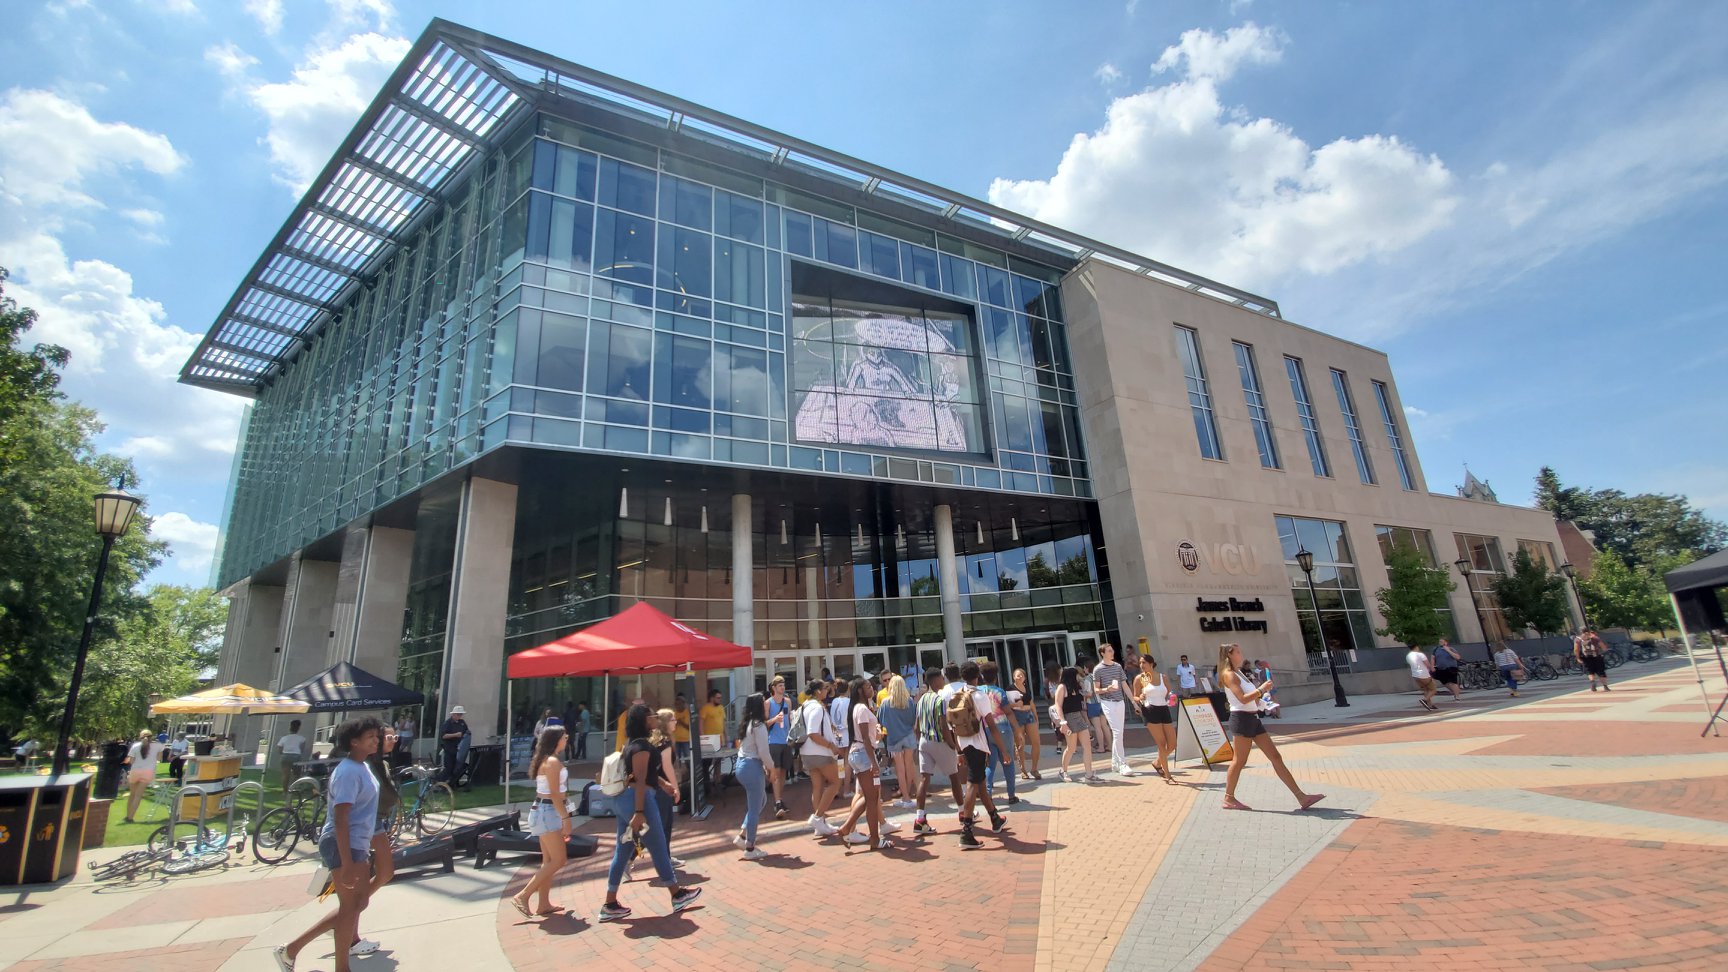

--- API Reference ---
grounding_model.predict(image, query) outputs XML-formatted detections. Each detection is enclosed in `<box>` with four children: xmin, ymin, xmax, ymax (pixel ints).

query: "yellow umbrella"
<box><xmin>149</xmin><ymin>683</ymin><xmax>310</xmax><ymax>716</ymax></box>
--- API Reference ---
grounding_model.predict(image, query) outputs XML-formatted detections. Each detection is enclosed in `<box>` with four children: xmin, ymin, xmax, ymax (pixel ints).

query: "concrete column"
<box><xmin>731</xmin><ymin>493</ymin><xmax>754</xmax><ymax>691</ymax></box>
<box><xmin>214</xmin><ymin>579</ymin><xmax>284</xmax><ymax>738</ymax></box>
<box><xmin>327</xmin><ymin>528</ymin><xmax>369</xmax><ymax>668</ymax></box>
<box><xmin>274</xmin><ymin>553</ymin><xmax>339</xmax><ymax>693</ymax></box>
<box><xmin>352</xmin><ymin>526</ymin><xmax>414</xmax><ymax>676</ymax></box>
<box><xmin>934</xmin><ymin>504</ymin><xmax>965</xmax><ymax>662</ymax></box>
<box><xmin>439</xmin><ymin>477</ymin><xmax>518</xmax><ymax>742</ymax></box>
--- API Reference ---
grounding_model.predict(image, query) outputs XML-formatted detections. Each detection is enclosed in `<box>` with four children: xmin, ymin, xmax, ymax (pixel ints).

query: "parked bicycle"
<box><xmin>252</xmin><ymin>775</ymin><xmax>328</xmax><ymax>864</ymax></box>
<box><xmin>1520</xmin><ymin>655</ymin><xmax>1559</xmax><ymax>680</ymax></box>
<box><xmin>1628</xmin><ymin>642</ymin><xmax>1662</xmax><ymax>663</ymax></box>
<box><xmin>385</xmin><ymin>762</ymin><xmax>456</xmax><ymax>841</ymax></box>
<box><xmin>87</xmin><ymin>846</ymin><xmax>173</xmax><ymax>882</ymax></box>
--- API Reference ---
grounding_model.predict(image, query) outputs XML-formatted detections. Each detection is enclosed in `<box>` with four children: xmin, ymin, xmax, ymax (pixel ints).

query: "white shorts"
<box><xmin>916</xmin><ymin>738</ymin><xmax>957</xmax><ymax>776</ymax></box>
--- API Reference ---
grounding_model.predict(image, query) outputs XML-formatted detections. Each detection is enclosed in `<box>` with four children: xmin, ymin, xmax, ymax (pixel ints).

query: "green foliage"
<box><xmin>1026</xmin><ymin>552</ymin><xmax>1092</xmax><ymax>588</ymax></box>
<box><xmin>1533</xmin><ymin>467</ymin><xmax>1726</xmax><ymax>570</ymax></box>
<box><xmin>0</xmin><ymin>267</ymin><xmax>68</xmax><ymax>428</ymax></box>
<box><xmin>58</xmin><ymin>586</ymin><xmax>228</xmax><ymax>742</ymax></box>
<box><xmin>1375</xmin><ymin>538</ymin><xmax>1455</xmax><ymax>647</ymax></box>
<box><xmin>1577</xmin><ymin>550</ymin><xmax>1671</xmax><ymax>632</ymax></box>
<box><xmin>1491</xmin><ymin>548</ymin><xmax>1572</xmax><ymax>636</ymax></box>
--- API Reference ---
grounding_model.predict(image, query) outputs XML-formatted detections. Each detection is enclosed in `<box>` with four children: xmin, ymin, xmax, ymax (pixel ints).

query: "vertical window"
<box><xmin>1174</xmin><ymin>326</ymin><xmax>1223</xmax><ymax>460</ymax></box>
<box><xmin>1232</xmin><ymin>342</ymin><xmax>1279</xmax><ymax>469</ymax></box>
<box><xmin>1371</xmin><ymin>380</ymin><xmax>1415</xmax><ymax>490</ymax></box>
<box><xmin>1284</xmin><ymin>356</ymin><xmax>1330</xmax><ymax>477</ymax></box>
<box><xmin>1276</xmin><ymin>515</ymin><xmax>1375</xmax><ymax>660</ymax></box>
<box><xmin>1455</xmin><ymin>533</ymin><xmax>1512</xmax><ymax>641</ymax></box>
<box><xmin>1330</xmin><ymin>369</ymin><xmax>1375</xmax><ymax>485</ymax></box>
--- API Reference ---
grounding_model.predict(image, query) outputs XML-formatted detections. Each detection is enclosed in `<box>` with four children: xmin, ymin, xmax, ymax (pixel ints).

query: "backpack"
<box><xmin>945</xmin><ymin>686</ymin><xmax>981</xmax><ymax>737</ymax></box>
<box><xmin>598</xmin><ymin>748</ymin><xmax>628</xmax><ymax>797</ymax></box>
<box><xmin>786</xmin><ymin>700</ymin><xmax>808</xmax><ymax>747</ymax></box>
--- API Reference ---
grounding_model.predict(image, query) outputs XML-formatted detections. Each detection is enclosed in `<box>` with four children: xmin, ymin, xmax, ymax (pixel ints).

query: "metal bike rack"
<box><xmin>164</xmin><ymin>779</ymin><xmax>265</xmax><ymax>851</ymax></box>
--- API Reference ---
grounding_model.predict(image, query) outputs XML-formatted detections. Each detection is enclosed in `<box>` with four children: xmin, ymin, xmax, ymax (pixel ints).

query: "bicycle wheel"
<box><xmin>1533</xmin><ymin>660</ymin><xmax>1557</xmax><ymax>680</ymax></box>
<box><xmin>147</xmin><ymin>822</ymin><xmax>214</xmax><ymax>854</ymax></box>
<box><xmin>416</xmin><ymin>782</ymin><xmax>456</xmax><ymax>836</ymax></box>
<box><xmin>253</xmin><ymin>807</ymin><xmax>301</xmax><ymax>864</ymax></box>
<box><xmin>163</xmin><ymin>849</ymin><xmax>230</xmax><ymax>875</ymax></box>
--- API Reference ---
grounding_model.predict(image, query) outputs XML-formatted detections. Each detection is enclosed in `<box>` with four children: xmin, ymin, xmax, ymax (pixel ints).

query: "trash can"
<box><xmin>192</xmin><ymin>736</ymin><xmax>216</xmax><ymax>756</ymax></box>
<box><xmin>93</xmin><ymin>742</ymin><xmax>128</xmax><ymax>800</ymax></box>
<box><xmin>0</xmin><ymin>774</ymin><xmax>90</xmax><ymax>885</ymax></box>
<box><xmin>467</xmin><ymin>744</ymin><xmax>503</xmax><ymax>787</ymax></box>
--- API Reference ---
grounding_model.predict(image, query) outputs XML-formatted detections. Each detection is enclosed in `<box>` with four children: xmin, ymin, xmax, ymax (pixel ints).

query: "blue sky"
<box><xmin>2</xmin><ymin>0</ymin><xmax>1724</xmax><ymax>586</ymax></box>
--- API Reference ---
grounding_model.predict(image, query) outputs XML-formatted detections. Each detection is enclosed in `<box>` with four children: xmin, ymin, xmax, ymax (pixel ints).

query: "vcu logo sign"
<box><xmin>1177</xmin><ymin>539</ymin><xmax>1264</xmax><ymax>577</ymax></box>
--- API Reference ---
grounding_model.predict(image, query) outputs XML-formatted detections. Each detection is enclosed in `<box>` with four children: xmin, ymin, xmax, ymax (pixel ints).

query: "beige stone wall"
<box><xmin>1062</xmin><ymin>260</ymin><xmax>1567</xmax><ymax>670</ymax></box>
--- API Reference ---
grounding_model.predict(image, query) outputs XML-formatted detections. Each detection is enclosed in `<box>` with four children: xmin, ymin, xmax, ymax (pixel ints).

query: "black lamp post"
<box><xmin>1296</xmin><ymin>548</ymin><xmax>1349</xmax><ymax>707</ymax></box>
<box><xmin>1454</xmin><ymin>557</ymin><xmax>1492</xmax><ymax>651</ymax></box>
<box><xmin>1560</xmin><ymin>561</ymin><xmax>1588</xmax><ymax>630</ymax></box>
<box><xmin>51</xmin><ymin>482</ymin><xmax>142</xmax><ymax>776</ymax></box>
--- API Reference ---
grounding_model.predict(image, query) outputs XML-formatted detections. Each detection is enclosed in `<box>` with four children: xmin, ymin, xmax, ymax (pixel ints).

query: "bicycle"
<box><xmin>1604</xmin><ymin>647</ymin><xmax>1625</xmax><ymax>669</ymax></box>
<box><xmin>386</xmin><ymin>763</ymin><xmax>456</xmax><ymax>841</ymax></box>
<box><xmin>1520</xmin><ymin>655</ymin><xmax>1558</xmax><ymax>680</ymax></box>
<box><xmin>1629</xmin><ymin>642</ymin><xmax>1661</xmax><ymax>663</ymax></box>
<box><xmin>87</xmin><ymin>846</ymin><xmax>173</xmax><ymax>882</ymax></box>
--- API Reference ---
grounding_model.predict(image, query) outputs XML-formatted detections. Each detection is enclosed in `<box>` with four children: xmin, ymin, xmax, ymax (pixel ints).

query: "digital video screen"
<box><xmin>791</xmin><ymin>298</ymin><xmax>983</xmax><ymax>453</ymax></box>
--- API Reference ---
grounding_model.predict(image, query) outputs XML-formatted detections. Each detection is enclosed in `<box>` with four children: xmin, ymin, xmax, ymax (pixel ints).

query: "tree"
<box><xmin>0</xmin><ymin>267</ymin><xmax>68</xmax><ymax>428</ymax></box>
<box><xmin>1576</xmin><ymin>550</ymin><xmax>1670</xmax><ymax>632</ymax></box>
<box><xmin>1492</xmin><ymin>548</ymin><xmax>1572</xmax><ymax>636</ymax></box>
<box><xmin>1533</xmin><ymin>468</ymin><xmax>1726</xmax><ymax>570</ymax></box>
<box><xmin>1375</xmin><ymin>538</ymin><xmax>1456</xmax><ymax>647</ymax></box>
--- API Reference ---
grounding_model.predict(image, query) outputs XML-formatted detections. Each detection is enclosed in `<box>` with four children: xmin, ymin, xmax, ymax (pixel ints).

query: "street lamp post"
<box><xmin>1296</xmin><ymin>548</ymin><xmax>1349</xmax><ymax>707</ymax></box>
<box><xmin>1454</xmin><ymin>557</ymin><xmax>1493</xmax><ymax>653</ymax></box>
<box><xmin>51</xmin><ymin>483</ymin><xmax>142</xmax><ymax>777</ymax></box>
<box><xmin>1560</xmin><ymin>561</ymin><xmax>1589</xmax><ymax>631</ymax></box>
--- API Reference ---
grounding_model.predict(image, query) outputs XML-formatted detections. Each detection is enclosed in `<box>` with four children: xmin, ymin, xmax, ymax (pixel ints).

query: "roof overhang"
<box><xmin>182</xmin><ymin>18</ymin><xmax>1280</xmax><ymax>397</ymax></box>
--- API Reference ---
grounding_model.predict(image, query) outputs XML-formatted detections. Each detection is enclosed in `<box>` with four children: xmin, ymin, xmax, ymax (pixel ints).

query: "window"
<box><xmin>1277</xmin><ymin>515</ymin><xmax>1375</xmax><ymax>657</ymax></box>
<box><xmin>1374</xmin><ymin>525</ymin><xmax>1457</xmax><ymax>640</ymax></box>
<box><xmin>1174</xmin><ymin>326</ymin><xmax>1223</xmax><ymax>460</ymax></box>
<box><xmin>1454</xmin><ymin>533</ymin><xmax>1513</xmax><ymax>642</ymax></box>
<box><xmin>1330</xmin><ymin>369</ymin><xmax>1374</xmax><ymax>485</ymax></box>
<box><xmin>1516</xmin><ymin>538</ymin><xmax>1559</xmax><ymax>571</ymax></box>
<box><xmin>1371</xmin><ymin>380</ymin><xmax>1415</xmax><ymax>490</ymax></box>
<box><xmin>1233</xmin><ymin>342</ymin><xmax>1279</xmax><ymax>469</ymax></box>
<box><xmin>1284</xmin><ymin>357</ymin><xmax>1329</xmax><ymax>477</ymax></box>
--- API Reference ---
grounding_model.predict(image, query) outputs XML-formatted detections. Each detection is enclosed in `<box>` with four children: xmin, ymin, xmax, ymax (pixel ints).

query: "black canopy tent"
<box><xmin>1664</xmin><ymin>549</ymin><xmax>1728</xmax><ymax>737</ymax></box>
<box><xmin>282</xmin><ymin>661</ymin><xmax>425</xmax><ymax>712</ymax></box>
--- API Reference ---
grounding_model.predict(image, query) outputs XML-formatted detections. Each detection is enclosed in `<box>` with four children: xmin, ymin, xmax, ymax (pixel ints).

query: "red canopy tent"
<box><xmin>503</xmin><ymin>601</ymin><xmax>751</xmax><ymax>812</ymax></box>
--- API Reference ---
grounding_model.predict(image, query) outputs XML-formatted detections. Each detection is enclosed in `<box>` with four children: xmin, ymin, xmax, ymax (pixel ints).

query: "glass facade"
<box><xmin>1330</xmin><ymin>368</ymin><xmax>1375</xmax><ymax>485</ymax></box>
<box><xmin>217</xmin><ymin>111</ymin><xmax>1091</xmax><ymax>588</ymax></box>
<box><xmin>1374</xmin><ymin>524</ymin><xmax>1458</xmax><ymax>641</ymax></box>
<box><xmin>1233</xmin><ymin>342</ymin><xmax>1279</xmax><ymax>469</ymax></box>
<box><xmin>1284</xmin><ymin>356</ymin><xmax>1330</xmax><ymax>478</ymax></box>
<box><xmin>1175</xmin><ymin>326</ymin><xmax>1223</xmax><ymax>460</ymax></box>
<box><xmin>1277</xmin><ymin>514</ymin><xmax>1375</xmax><ymax>657</ymax></box>
<box><xmin>1371</xmin><ymin>380</ymin><xmax>1414</xmax><ymax>490</ymax></box>
<box><xmin>1454</xmin><ymin>532</ymin><xmax>1513</xmax><ymax>642</ymax></box>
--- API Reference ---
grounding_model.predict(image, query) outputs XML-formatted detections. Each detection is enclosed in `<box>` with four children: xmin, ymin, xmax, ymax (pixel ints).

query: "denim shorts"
<box><xmin>847</xmin><ymin>746</ymin><xmax>874</xmax><ymax>774</ymax></box>
<box><xmin>1085</xmin><ymin>701</ymin><xmax>1103</xmax><ymax>718</ymax></box>
<box><xmin>1014</xmin><ymin>710</ymin><xmax>1036</xmax><ymax>727</ymax></box>
<box><xmin>527</xmin><ymin>801</ymin><xmax>565</xmax><ymax>836</ymax></box>
<box><xmin>318</xmin><ymin>835</ymin><xmax>371</xmax><ymax>871</ymax></box>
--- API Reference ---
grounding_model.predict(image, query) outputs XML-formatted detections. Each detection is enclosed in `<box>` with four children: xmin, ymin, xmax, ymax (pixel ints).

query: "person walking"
<box><xmin>912</xmin><ymin>668</ymin><xmax>963</xmax><ymax>836</ymax></box>
<box><xmin>600</xmin><ymin>705</ymin><xmax>702</xmax><ymax>922</ymax></box>
<box><xmin>1133</xmin><ymin>655</ymin><xmax>1177</xmax><ymax>782</ymax></box>
<box><xmin>649</xmin><ymin>709</ymin><xmax>685</xmax><ymax>869</ymax></box>
<box><xmin>1407</xmin><ymin>644</ymin><xmax>1439</xmax><ymax>710</ymax></box>
<box><xmin>975</xmin><ymin>661</ymin><xmax>1019</xmax><ymax>805</ymax></box>
<box><xmin>572</xmin><ymin>703</ymin><xmax>590</xmax><ymax>760</ymax></box>
<box><xmin>765</xmin><ymin>677</ymin><xmax>794</xmax><ymax>819</ymax></box>
<box><xmin>1079</xmin><ymin>658</ymin><xmax>1110</xmax><ymax>755</ymax></box>
<box><xmin>1432</xmin><ymin>638</ymin><xmax>1464</xmax><ymax>702</ymax></box>
<box><xmin>438</xmin><ymin>706</ymin><xmax>469</xmax><ymax>784</ymax></box>
<box><xmin>1217</xmin><ymin>644</ymin><xmax>1325</xmax><ymax>812</ymax></box>
<box><xmin>1010</xmin><ymin>668</ymin><xmax>1041</xmax><ymax>781</ymax></box>
<box><xmin>948</xmin><ymin>663</ymin><xmax>1009</xmax><ymax>850</ymax></box>
<box><xmin>275</xmin><ymin>720</ymin><xmax>307</xmax><ymax>795</ymax></box>
<box><xmin>798</xmin><ymin>679</ymin><xmax>843</xmax><ymax>837</ymax></box>
<box><xmin>122</xmin><ymin>730</ymin><xmax>166</xmax><ymax>823</ymax></box>
<box><xmin>829</xmin><ymin>677</ymin><xmax>854</xmax><ymax>803</ymax></box>
<box><xmin>878</xmin><ymin>675</ymin><xmax>918</xmax><ymax>808</ymax></box>
<box><xmin>732</xmin><ymin>694</ymin><xmax>771</xmax><ymax>860</ymax></box>
<box><xmin>1092</xmin><ymin>644</ymin><xmax>1134</xmax><ymax>776</ymax></box>
<box><xmin>1175</xmin><ymin>655</ymin><xmax>1199</xmax><ymax>699</ymax></box>
<box><xmin>511</xmin><ymin>726</ymin><xmax>572</xmax><ymax>919</ymax></box>
<box><xmin>1493</xmin><ymin>642</ymin><xmax>1525</xmax><ymax>697</ymax></box>
<box><xmin>1053</xmin><ymin>666</ymin><xmax>1097</xmax><ymax>782</ymax></box>
<box><xmin>1576</xmin><ymin>629</ymin><xmax>1612</xmax><ymax>691</ymax></box>
<box><xmin>273</xmin><ymin>717</ymin><xmax>385</xmax><ymax>972</ymax></box>
<box><xmin>834</xmin><ymin>678</ymin><xmax>889</xmax><ymax>851</ymax></box>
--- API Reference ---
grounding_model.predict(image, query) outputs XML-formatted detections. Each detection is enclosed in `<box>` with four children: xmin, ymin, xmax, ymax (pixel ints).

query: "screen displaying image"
<box><xmin>791</xmin><ymin>297</ymin><xmax>984</xmax><ymax>453</ymax></box>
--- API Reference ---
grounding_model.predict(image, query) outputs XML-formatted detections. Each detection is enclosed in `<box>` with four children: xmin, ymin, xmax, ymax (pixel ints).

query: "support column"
<box><xmin>352</xmin><ymin>526</ymin><xmax>414</xmax><ymax>676</ymax></box>
<box><xmin>214</xmin><ymin>579</ymin><xmax>283</xmax><ymax>738</ymax></box>
<box><xmin>731</xmin><ymin>493</ymin><xmax>755</xmax><ymax>692</ymax></box>
<box><xmin>934</xmin><ymin>504</ymin><xmax>965</xmax><ymax>663</ymax></box>
<box><xmin>265</xmin><ymin>552</ymin><xmax>337</xmax><ymax>763</ymax></box>
<box><xmin>439</xmin><ymin>477</ymin><xmax>518</xmax><ymax>743</ymax></box>
<box><xmin>327</xmin><ymin>528</ymin><xmax>370</xmax><ymax>668</ymax></box>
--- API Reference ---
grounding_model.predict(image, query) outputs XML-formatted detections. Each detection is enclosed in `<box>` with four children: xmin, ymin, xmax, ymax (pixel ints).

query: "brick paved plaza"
<box><xmin>6</xmin><ymin>658</ymin><xmax>1728</xmax><ymax>971</ymax></box>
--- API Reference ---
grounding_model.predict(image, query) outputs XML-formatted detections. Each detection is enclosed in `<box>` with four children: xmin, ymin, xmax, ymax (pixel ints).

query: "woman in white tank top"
<box><xmin>513</xmin><ymin>726</ymin><xmax>572</xmax><ymax>919</ymax></box>
<box><xmin>1133</xmin><ymin>655</ymin><xmax>1178</xmax><ymax>782</ymax></box>
<box><xmin>1217</xmin><ymin>643</ymin><xmax>1324</xmax><ymax>813</ymax></box>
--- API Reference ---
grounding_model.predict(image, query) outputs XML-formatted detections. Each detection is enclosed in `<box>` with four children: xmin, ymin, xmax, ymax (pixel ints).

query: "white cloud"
<box><xmin>150</xmin><ymin>512</ymin><xmax>222</xmax><ymax>572</ymax></box>
<box><xmin>120</xmin><ymin>207</ymin><xmax>164</xmax><ymax>227</ymax></box>
<box><xmin>1095</xmin><ymin>62</ymin><xmax>1124</xmax><ymax>86</ymax></box>
<box><xmin>0</xmin><ymin>89</ymin><xmax>182</xmax><ymax>211</ymax></box>
<box><xmin>988</xmin><ymin>26</ymin><xmax>1456</xmax><ymax>290</ymax></box>
<box><xmin>1152</xmin><ymin>22</ymin><xmax>1285</xmax><ymax>82</ymax></box>
<box><xmin>244</xmin><ymin>0</ymin><xmax>284</xmax><ymax>35</ymax></box>
<box><xmin>1403</xmin><ymin>404</ymin><xmax>1429</xmax><ymax>419</ymax></box>
<box><xmin>205</xmin><ymin>40</ymin><xmax>259</xmax><ymax>79</ymax></box>
<box><xmin>156</xmin><ymin>0</ymin><xmax>199</xmax><ymax>15</ymax></box>
<box><xmin>241</xmin><ymin>31</ymin><xmax>411</xmax><ymax>192</ymax></box>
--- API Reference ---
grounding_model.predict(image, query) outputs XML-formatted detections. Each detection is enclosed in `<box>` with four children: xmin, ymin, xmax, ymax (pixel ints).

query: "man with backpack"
<box><xmin>947</xmin><ymin>662</ymin><xmax>1011</xmax><ymax>850</ymax></box>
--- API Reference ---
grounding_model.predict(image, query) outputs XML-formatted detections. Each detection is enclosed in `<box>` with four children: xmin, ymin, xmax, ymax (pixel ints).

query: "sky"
<box><xmin>1</xmin><ymin>0</ymin><xmax>1724</xmax><ymax>587</ymax></box>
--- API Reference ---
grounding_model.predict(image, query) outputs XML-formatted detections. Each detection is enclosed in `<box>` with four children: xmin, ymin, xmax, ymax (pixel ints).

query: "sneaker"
<box><xmin>774</xmin><ymin>802</ymin><xmax>789</xmax><ymax>820</ymax></box>
<box><xmin>913</xmin><ymin>818</ymin><xmax>936</xmax><ymax>835</ymax></box>
<box><xmin>1083</xmin><ymin>774</ymin><xmax>1101</xmax><ymax>783</ymax></box>
<box><xmin>1120</xmin><ymin>767</ymin><xmax>1137</xmax><ymax>777</ymax></box>
<box><xmin>732</xmin><ymin>833</ymin><xmax>748</xmax><ymax>850</ymax></box>
<box><xmin>742</xmin><ymin>848</ymin><xmax>766</xmax><ymax>861</ymax></box>
<box><xmin>670</xmin><ymin>887</ymin><xmax>702</xmax><ymax>913</ymax></box>
<box><xmin>812</xmin><ymin>817</ymin><xmax>839</xmax><ymax>837</ymax></box>
<box><xmin>349</xmin><ymin>939</ymin><xmax>381</xmax><ymax>957</ymax></box>
<box><xmin>876</xmin><ymin>838</ymin><xmax>891</xmax><ymax>850</ymax></box>
<box><xmin>670</xmin><ymin>856</ymin><xmax>687</xmax><ymax>868</ymax></box>
<box><xmin>598</xmin><ymin>903</ymin><xmax>631</xmax><ymax>922</ymax></box>
<box><xmin>844</xmin><ymin>831</ymin><xmax>870</xmax><ymax>845</ymax></box>
<box><xmin>895</xmin><ymin>798</ymin><xmax>916</xmax><ymax>809</ymax></box>
<box><xmin>272</xmin><ymin>945</ymin><xmax>294</xmax><ymax>972</ymax></box>
<box><xmin>880</xmin><ymin>818</ymin><xmax>901</xmax><ymax>834</ymax></box>
<box><xmin>959</xmin><ymin>829</ymin><xmax>983</xmax><ymax>850</ymax></box>
<box><xmin>988</xmin><ymin>813</ymin><xmax>1009</xmax><ymax>833</ymax></box>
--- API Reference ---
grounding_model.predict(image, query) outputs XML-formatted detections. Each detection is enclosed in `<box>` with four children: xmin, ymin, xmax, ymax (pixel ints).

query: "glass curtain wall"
<box><xmin>395</xmin><ymin>488</ymin><xmax>462</xmax><ymax>745</ymax></box>
<box><xmin>1277</xmin><ymin>514</ymin><xmax>1375</xmax><ymax>659</ymax></box>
